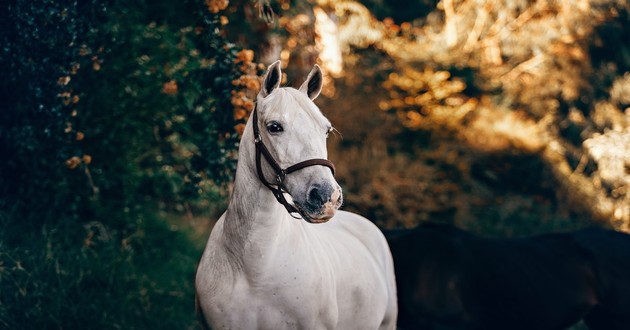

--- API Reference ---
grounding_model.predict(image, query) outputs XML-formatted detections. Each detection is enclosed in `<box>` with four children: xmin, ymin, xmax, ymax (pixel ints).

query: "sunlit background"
<box><xmin>238</xmin><ymin>0</ymin><xmax>629</xmax><ymax>233</ymax></box>
<box><xmin>1</xmin><ymin>0</ymin><xmax>628</xmax><ymax>328</ymax></box>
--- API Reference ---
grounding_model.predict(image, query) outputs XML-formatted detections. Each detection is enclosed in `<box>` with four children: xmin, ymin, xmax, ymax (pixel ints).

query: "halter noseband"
<box><xmin>252</xmin><ymin>104</ymin><xmax>336</xmax><ymax>218</ymax></box>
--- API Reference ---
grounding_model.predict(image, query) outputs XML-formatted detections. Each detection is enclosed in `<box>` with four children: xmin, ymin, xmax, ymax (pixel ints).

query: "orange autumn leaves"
<box><xmin>65</xmin><ymin>155</ymin><xmax>92</xmax><ymax>170</ymax></box>
<box><xmin>65</xmin><ymin>128</ymin><xmax>91</xmax><ymax>170</ymax></box>
<box><xmin>158</xmin><ymin>49</ymin><xmax>261</xmax><ymax>136</ymax></box>
<box><xmin>158</xmin><ymin>0</ymin><xmax>260</xmax><ymax>137</ymax></box>
<box><xmin>231</xmin><ymin>49</ymin><xmax>263</xmax><ymax>136</ymax></box>
<box><xmin>59</xmin><ymin>59</ymin><xmax>92</xmax><ymax>171</ymax></box>
<box><xmin>162</xmin><ymin>80</ymin><xmax>178</xmax><ymax>95</ymax></box>
<box><xmin>205</xmin><ymin>0</ymin><xmax>228</xmax><ymax>14</ymax></box>
<box><xmin>159</xmin><ymin>49</ymin><xmax>261</xmax><ymax>136</ymax></box>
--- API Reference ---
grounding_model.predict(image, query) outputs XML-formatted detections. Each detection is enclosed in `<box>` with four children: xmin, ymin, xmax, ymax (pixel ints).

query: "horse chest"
<box><xmin>205</xmin><ymin>259</ymin><xmax>338</xmax><ymax>329</ymax></box>
<box><xmin>202</xmin><ymin>232</ymin><xmax>385</xmax><ymax>329</ymax></box>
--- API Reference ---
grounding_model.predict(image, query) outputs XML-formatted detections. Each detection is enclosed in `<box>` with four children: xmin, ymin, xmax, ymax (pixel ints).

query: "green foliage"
<box><xmin>0</xmin><ymin>215</ymin><xmax>200</xmax><ymax>329</ymax></box>
<box><xmin>1</xmin><ymin>0</ymin><xmax>244</xmax><ymax>327</ymax></box>
<box><xmin>76</xmin><ymin>0</ymin><xmax>242</xmax><ymax>215</ymax></box>
<box><xmin>0</xmin><ymin>0</ymin><xmax>101</xmax><ymax>228</ymax></box>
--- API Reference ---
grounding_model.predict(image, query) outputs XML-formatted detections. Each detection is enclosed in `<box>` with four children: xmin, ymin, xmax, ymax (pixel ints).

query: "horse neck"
<box><xmin>222</xmin><ymin>121</ymin><xmax>292</xmax><ymax>263</ymax></box>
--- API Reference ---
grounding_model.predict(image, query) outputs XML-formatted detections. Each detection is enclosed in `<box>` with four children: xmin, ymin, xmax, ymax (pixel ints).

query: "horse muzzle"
<box><xmin>301</xmin><ymin>185</ymin><xmax>343</xmax><ymax>224</ymax></box>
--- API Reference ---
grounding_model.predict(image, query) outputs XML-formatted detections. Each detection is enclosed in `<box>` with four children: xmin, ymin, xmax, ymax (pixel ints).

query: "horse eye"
<box><xmin>266</xmin><ymin>121</ymin><xmax>284</xmax><ymax>134</ymax></box>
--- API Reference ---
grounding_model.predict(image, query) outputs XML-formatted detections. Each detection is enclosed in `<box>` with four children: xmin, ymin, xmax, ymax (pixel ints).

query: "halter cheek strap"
<box><xmin>252</xmin><ymin>104</ymin><xmax>336</xmax><ymax>218</ymax></box>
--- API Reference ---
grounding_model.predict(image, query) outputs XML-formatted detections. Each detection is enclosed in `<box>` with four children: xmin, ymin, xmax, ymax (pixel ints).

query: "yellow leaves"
<box><xmin>244</xmin><ymin>77</ymin><xmax>260</xmax><ymax>91</ymax></box>
<box><xmin>381</xmin><ymin>64</ymin><xmax>477</xmax><ymax>133</ymax></box>
<box><xmin>235</xmin><ymin>49</ymin><xmax>254</xmax><ymax>64</ymax></box>
<box><xmin>282</xmin><ymin>14</ymin><xmax>312</xmax><ymax>34</ymax></box>
<box><xmin>234</xmin><ymin>49</ymin><xmax>257</xmax><ymax>79</ymax></box>
<box><xmin>378</xmin><ymin>101</ymin><xmax>390</xmax><ymax>111</ymax></box>
<box><xmin>401</xmin><ymin>111</ymin><xmax>423</xmax><ymax>128</ymax></box>
<box><xmin>400</xmin><ymin>22</ymin><xmax>412</xmax><ymax>32</ymax></box>
<box><xmin>385</xmin><ymin>68</ymin><xmax>464</xmax><ymax>100</ymax></box>
<box><xmin>232</xmin><ymin>74</ymin><xmax>260</xmax><ymax>93</ymax></box>
<box><xmin>414</xmin><ymin>93</ymin><xmax>433</xmax><ymax>105</ymax></box>
<box><xmin>382</xmin><ymin>18</ymin><xmax>400</xmax><ymax>35</ymax></box>
<box><xmin>383</xmin><ymin>65</ymin><xmax>468</xmax><ymax>110</ymax></box>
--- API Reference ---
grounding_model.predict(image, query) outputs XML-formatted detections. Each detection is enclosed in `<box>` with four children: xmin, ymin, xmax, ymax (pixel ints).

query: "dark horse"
<box><xmin>386</xmin><ymin>223</ymin><xmax>630</xmax><ymax>330</ymax></box>
<box><xmin>573</xmin><ymin>227</ymin><xmax>630</xmax><ymax>329</ymax></box>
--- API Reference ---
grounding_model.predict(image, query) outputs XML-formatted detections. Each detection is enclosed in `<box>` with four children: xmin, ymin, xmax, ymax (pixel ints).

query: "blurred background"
<box><xmin>1</xmin><ymin>0</ymin><xmax>628</xmax><ymax>328</ymax></box>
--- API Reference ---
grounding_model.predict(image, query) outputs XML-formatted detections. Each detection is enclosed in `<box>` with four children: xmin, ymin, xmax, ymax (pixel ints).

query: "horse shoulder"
<box><xmin>195</xmin><ymin>215</ymin><xmax>245</xmax><ymax>313</ymax></box>
<box><xmin>196</xmin><ymin>218</ymin><xmax>299</xmax><ymax>328</ymax></box>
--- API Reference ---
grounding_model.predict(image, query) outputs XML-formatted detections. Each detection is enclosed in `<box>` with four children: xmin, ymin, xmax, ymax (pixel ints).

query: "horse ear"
<box><xmin>259</xmin><ymin>60</ymin><xmax>282</xmax><ymax>98</ymax></box>
<box><xmin>299</xmin><ymin>64</ymin><xmax>323</xmax><ymax>100</ymax></box>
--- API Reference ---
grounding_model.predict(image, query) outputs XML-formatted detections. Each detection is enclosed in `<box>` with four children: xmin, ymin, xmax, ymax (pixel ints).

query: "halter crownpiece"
<box><xmin>252</xmin><ymin>104</ymin><xmax>336</xmax><ymax>218</ymax></box>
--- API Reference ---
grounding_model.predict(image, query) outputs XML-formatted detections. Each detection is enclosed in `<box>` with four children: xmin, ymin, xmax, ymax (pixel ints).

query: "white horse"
<box><xmin>195</xmin><ymin>61</ymin><xmax>397</xmax><ymax>329</ymax></box>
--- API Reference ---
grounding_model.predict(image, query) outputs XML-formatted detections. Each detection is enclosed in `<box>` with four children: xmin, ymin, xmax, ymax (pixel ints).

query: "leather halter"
<box><xmin>252</xmin><ymin>104</ymin><xmax>336</xmax><ymax>218</ymax></box>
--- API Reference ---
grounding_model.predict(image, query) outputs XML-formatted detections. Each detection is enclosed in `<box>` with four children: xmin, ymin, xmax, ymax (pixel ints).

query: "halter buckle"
<box><xmin>276</xmin><ymin>170</ymin><xmax>286</xmax><ymax>185</ymax></box>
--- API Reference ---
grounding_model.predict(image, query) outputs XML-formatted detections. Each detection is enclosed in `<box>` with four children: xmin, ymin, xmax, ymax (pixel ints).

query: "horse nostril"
<box><xmin>307</xmin><ymin>186</ymin><xmax>328</xmax><ymax>207</ymax></box>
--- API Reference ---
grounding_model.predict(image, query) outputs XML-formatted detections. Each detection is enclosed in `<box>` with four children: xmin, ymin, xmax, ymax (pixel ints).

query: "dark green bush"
<box><xmin>1</xmin><ymin>0</ymin><xmax>245</xmax><ymax>327</ymax></box>
<box><xmin>0</xmin><ymin>0</ymin><xmax>101</xmax><ymax>230</ymax></box>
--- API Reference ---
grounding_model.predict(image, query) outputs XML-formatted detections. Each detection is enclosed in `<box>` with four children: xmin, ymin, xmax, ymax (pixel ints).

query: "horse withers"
<box><xmin>195</xmin><ymin>61</ymin><xmax>397</xmax><ymax>329</ymax></box>
<box><xmin>387</xmin><ymin>223</ymin><xmax>630</xmax><ymax>330</ymax></box>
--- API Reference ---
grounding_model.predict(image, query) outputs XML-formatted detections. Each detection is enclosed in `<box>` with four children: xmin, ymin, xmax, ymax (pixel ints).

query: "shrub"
<box><xmin>1</xmin><ymin>0</ymin><xmax>255</xmax><ymax>326</ymax></box>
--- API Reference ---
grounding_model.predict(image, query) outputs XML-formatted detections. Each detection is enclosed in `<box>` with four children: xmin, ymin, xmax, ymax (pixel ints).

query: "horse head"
<box><xmin>253</xmin><ymin>60</ymin><xmax>342</xmax><ymax>223</ymax></box>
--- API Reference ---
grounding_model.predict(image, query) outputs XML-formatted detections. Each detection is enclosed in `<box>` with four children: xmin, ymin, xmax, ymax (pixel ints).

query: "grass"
<box><xmin>0</xmin><ymin>210</ymin><xmax>214</xmax><ymax>329</ymax></box>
